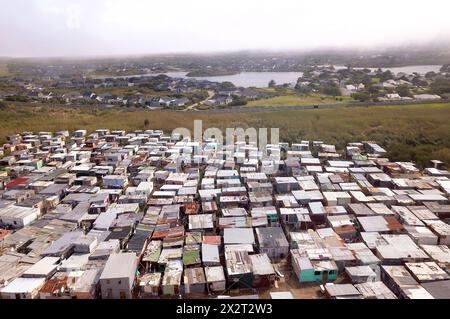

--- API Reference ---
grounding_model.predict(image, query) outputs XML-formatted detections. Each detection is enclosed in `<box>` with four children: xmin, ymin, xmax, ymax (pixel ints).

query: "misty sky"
<box><xmin>1</xmin><ymin>0</ymin><xmax>450</xmax><ymax>58</ymax></box>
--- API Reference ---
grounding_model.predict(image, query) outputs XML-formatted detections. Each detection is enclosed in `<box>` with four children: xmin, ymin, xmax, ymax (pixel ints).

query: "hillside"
<box><xmin>0</xmin><ymin>102</ymin><xmax>449</xmax><ymax>168</ymax></box>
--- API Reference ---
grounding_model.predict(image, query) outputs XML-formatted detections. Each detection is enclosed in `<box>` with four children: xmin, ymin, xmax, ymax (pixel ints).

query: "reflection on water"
<box><xmin>98</xmin><ymin>71</ymin><xmax>303</xmax><ymax>88</ymax></box>
<box><xmin>152</xmin><ymin>71</ymin><xmax>304</xmax><ymax>88</ymax></box>
<box><xmin>95</xmin><ymin>65</ymin><xmax>442</xmax><ymax>87</ymax></box>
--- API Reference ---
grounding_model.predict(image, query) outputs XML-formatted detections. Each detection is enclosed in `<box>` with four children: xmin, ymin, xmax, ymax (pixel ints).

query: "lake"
<box><xmin>95</xmin><ymin>64</ymin><xmax>442</xmax><ymax>88</ymax></box>
<box><xmin>158</xmin><ymin>71</ymin><xmax>304</xmax><ymax>88</ymax></box>
<box><xmin>97</xmin><ymin>71</ymin><xmax>303</xmax><ymax>88</ymax></box>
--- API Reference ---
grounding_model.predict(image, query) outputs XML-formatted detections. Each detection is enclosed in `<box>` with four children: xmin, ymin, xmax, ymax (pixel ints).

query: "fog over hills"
<box><xmin>1</xmin><ymin>0</ymin><xmax>450</xmax><ymax>58</ymax></box>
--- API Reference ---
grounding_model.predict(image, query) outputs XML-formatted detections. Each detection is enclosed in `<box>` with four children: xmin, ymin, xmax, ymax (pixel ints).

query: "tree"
<box><xmin>229</xmin><ymin>96</ymin><xmax>248</xmax><ymax>106</ymax></box>
<box><xmin>378</xmin><ymin>70</ymin><xmax>394</xmax><ymax>82</ymax></box>
<box><xmin>268</xmin><ymin>80</ymin><xmax>276</xmax><ymax>88</ymax></box>
<box><xmin>351</xmin><ymin>92</ymin><xmax>371</xmax><ymax>102</ymax></box>
<box><xmin>412</xmin><ymin>76</ymin><xmax>428</xmax><ymax>87</ymax></box>
<box><xmin>440</xmin><ymin>65</ymin><xmax>450</xmax><ymax>73</ymax></box>
<box><xmin>397</xmin><ymin>84</ymin><xmax>413</xmax><ymax>97</ymax></box>
<box><xmin>430</xmin><ymin>79</ymin><xmax>450</xmax><ymax>95</ymax></box>
<box><xmin>367</xmin><ymin>84</ymin><xmax>380</xmax><ymax>95</ymax></box>
<box><xmin>425</xmin><ymin>71</ymin><xmax>437</xmax><ymax>79</ymax></box>
<box><xmin>321</xmin><ymin>84</ymin><xmax>341</xmax><ymax>97</ymax></box>
<box><xmin>295</xmin><ymin>85</ymin><xmax>312</xmax><ymax>94</ymax></box>
<box><xmin>217</xmin><ymin>81</ymin><xmax>235</xmax><ymax>91</ymax></box>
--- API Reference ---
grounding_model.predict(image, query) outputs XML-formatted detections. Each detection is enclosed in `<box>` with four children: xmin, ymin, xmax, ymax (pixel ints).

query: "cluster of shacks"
<box><xmin>0</xmin><ymin>129</ymin><xmax>450</xmax><ymax>299</ymax></box>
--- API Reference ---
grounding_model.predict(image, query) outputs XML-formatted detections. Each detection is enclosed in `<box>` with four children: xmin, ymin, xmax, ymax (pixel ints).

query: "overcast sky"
<box><xmin>1</xmin><ymin>0</ymin><xmax>450</xmax><ymax>58</ymax></box>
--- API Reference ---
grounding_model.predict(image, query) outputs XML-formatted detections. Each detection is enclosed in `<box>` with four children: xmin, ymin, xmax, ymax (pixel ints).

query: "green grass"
<box><xmin>0</xmin><ymin>64</ymin><xmax>10</xmax><ymax>76</ymax></box>
<box><xmin>246</xmin><ymin>94</ymin><xmax>351</xmax><ymax>107</ymax></box>
<box><xmin>195</xmin><ymin>105</ymin><xmax>210</xmax><ymax>110</ymax></box>
<box><xmin>0</xmin><ymin>102</ymin><xmax>449</xmax><ymax>168</ymax></box>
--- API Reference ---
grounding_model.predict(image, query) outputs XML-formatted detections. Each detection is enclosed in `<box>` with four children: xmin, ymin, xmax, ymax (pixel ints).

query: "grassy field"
<box><xmin>0</xmin><ymin>102</ymin><xmax>449</xmax><ymax>168</ymax></box>
<box><xmin>246</xmin><ymin>94</ymin><xmax>351</xmax><ymax>107</ymax></box>
<box><xmin>0</xmin><ymin>64</ymin><xmax>10</xmax><ymax>76</ymax></box>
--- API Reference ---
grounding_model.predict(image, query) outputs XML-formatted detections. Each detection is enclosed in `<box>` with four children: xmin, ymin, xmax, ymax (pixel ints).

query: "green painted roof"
<box><xmin>183</xmin><ymin>249</ymin><xmax>201</xmax><ymax>266</ymax></box>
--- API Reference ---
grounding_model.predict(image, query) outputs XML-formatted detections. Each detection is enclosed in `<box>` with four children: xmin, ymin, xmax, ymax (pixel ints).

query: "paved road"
<box><xmin>183</xmin><ymin>90</ymin><xmax>215</xmax><ymax>111</ymax></box>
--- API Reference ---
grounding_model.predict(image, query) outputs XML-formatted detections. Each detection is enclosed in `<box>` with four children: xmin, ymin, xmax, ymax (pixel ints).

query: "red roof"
<box><xmin>5</xmin><ymin>177</ymin><xmax>28</xmax><ymax>189</ymax></box>
<box><xmin>203</xmin><ymin>235</ymin><xmax>222</xmax><ymax>245</ymax></box>
<box><xmin>0</xmin><ymin>229</ymin><xmax>12</xmax><ymax>241</ymax></box>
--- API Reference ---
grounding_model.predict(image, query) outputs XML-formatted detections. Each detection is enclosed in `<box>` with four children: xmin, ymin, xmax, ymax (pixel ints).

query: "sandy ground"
<box><xmin>139</xmin><ymin>259</ymin><xmax>351</xmax><ymax>299</ymax></box>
